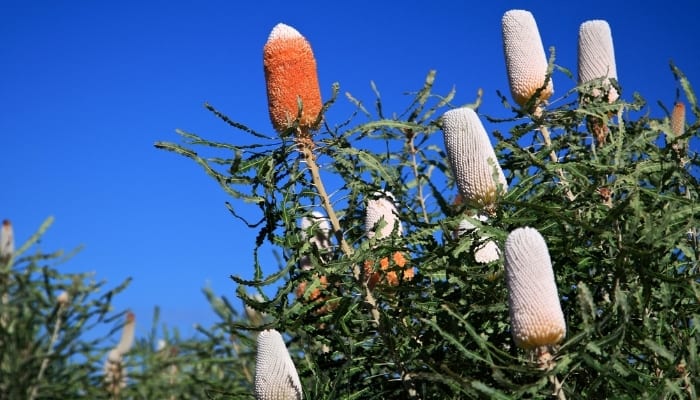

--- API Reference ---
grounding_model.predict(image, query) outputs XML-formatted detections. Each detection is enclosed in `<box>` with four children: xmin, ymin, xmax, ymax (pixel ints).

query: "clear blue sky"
<box><xmin>2</xmin><ymin>1</ymin><xmax>698</xmax><ymax>338</ymax></box>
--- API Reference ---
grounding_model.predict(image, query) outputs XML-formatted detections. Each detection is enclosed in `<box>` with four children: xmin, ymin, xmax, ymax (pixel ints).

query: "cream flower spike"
<box><xmin>365</xmin><ymin>191</ymin><xmax>402</xmax><ymax>239</ymax></box>
<box><xmin>264</xmin><ymin>23</ymin><xmax>322</xmax><ymax>135</ymax></box>
<box><xmin>457</xmin><ymin>216</ymin><xmax>501</xmax><ymax>264</ymax></box>
<box><xmin>255</xmin><ymin>329</ymin><xmax>303</xmax><ymax>400</ymax></box>
<box><xmin>504</xmin><ymin>227</ymin><xmax>566</xmax><ymax>350</ymax></box>
<box><xmin>442</xmin><ymin>107</ymin><xmax>507</xmax><ymax>211</ymax></box>
<box><xmin>299</xmin><ymin>211</ymin><xmax>331</xmax><ymax>271</ymax></box>
<box><xmin>578</xmin><ymin>20</ymin><xmax>619</xmax><ymax>102</ymax></box>
<box><xmin>300</xmin><ymin>211</ymin><xmax>331</xmax><ymax>251</ymax></box>
<box><xmin>502</xmin><ymin>9</ymin><xmax>553</xmax><ymax>108</ymax></box>
<box><xmin>115</xmin><ymin>312</ymin><xmax>136</xmax><ymax>355</ymax></box>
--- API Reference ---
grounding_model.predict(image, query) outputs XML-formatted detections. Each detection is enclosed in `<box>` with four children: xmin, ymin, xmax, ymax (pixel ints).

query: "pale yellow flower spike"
<box><xmin>578</xmin><ymin>20</ymin><xmax>619</xmax><ymax>102</ymax></box>
<box><xmin>441</xmin><ymin>107</ymin><xmax>507</xmax><ymax>212</ymax></box>
<box><xmin>504</xmin><ymin>227</ymin><xmax>566</xmax><ymax>350</ymax></box>
<box><xmin>254</xmin><ymin>329</ymin><xmax>303</xmax><ymax>400</ymax></box>
<box><xmin>263</xmin><ymin>23</ymin><xmax>323</xmax><ymax>135</ymax></box>
<box><xmin>502</xmin><ymin>9</ymin><xmax>554</xmax><ymax>108</ymax></box>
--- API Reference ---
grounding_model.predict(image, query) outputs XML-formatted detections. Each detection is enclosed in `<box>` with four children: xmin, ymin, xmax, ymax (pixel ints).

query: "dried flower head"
<box><xmin>1</xmin><ymin>219</ymin><xmax>14</xmax><ymax>262</ymax></box>
<box><xmin>671</xmin><ymin>101</ymin><xmax>686</xmax><ymax>138</ymax></box>
<box><xmin>502</xmin><ymin>9</ymin><xmax>553</xmax><ymax>108</ymax></box>
<box><xmin>263</xmin><ymin>23</ymin><xmax>322</xmax><ymax>135</ymax></box>
<box><xmin>255</xmin><ymin>329</ymin><xmax>303</xmax><ymax>400</ymax></box>
<box><xmin>441</xmin><ymin>107</ymin><xmax>507</xmax><ymax>211</ymax></box>
<box><xmin>578</xmin><ymin>20</ymin><xmax>619</xmax><ymax>102</ymax></box>
<box><xmin>504</xmin><ymin>227</ymin><xmax>566</xmax><ymax>349</ymax></box>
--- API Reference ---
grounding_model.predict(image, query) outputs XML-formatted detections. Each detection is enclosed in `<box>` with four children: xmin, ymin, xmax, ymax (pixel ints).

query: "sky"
<box><xmin>2</xmin><ymin>1</ymin><xmax>699</xmax><ymax>339</ymax></box>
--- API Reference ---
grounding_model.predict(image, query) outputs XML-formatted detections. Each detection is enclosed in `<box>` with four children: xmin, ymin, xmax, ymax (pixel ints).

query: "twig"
<box><xmin>297</xmin><ymin>132</ymin><xmax>381</xmax><ymax>326</ymax></box>
<box><xmin>535</xmin><ymin>107</ymin><xmax>575</xmax><ymax>201</ymax></box>
<box><xmin>407</xmin><ymin>130</ymin><xmax>430</xmax><ymax>223</ymax></box>
<box><xmin>28</xmin><ymin>302</ymin><xmax>67</xmax><ymax>400</ymax></box>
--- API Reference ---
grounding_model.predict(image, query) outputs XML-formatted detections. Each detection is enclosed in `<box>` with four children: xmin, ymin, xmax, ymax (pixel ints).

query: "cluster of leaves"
<box><xmin>157</xmin><ymin>58</ymin><xmax>699</xmax><ymax>399</ymax></box>
<box><xmin>0</xmin><ymin>217</ymin><xmax>262</xmax><ymax>399</ymax></box>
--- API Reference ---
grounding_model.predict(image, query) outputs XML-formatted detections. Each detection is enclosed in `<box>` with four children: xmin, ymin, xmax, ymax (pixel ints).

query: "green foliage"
<box><xmin>0</xmin><ymin>217</ymin><xmax>131</xmax><ymax>399</ymax></box>
<box><xmin>156</xmin><ymin>59</ymin><xmax>699</xmax><ymax>399</ymax></box>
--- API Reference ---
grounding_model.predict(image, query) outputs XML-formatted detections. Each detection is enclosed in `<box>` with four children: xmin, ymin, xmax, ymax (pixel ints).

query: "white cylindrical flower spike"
<box><xmin>255</xmin><ymin>329</ymin><xmax>303</xmax><ymax>400</ymax></box>
<box><xmin>365</xmin><ymin>192</ymin><xmax>402</xmax><ymax>239</ymax></box>
<box><xmin>457</xmin><ymin>218</ymin><xmax>501</xmax><ymax>264</ymax></box>
<box><xmin>115</xmin><ymin>312</ymin><xmax>136</xmax><ymax>355</ymax></box>
<box><xmin>442</xmin><ymin>108</ymin><xmax>507</xmax><ymax>210</ymax></box>
<box><xmin>299</xmin><ymin>211</ymin><xmax>331</xmax><ymax>271</ymax></box>
<box><xmin>300</xmin><ymin>211</ymin><xmax>331</xmax><ymax>251</ymax></box>
<box><xmin>1</xmin><ymin>219</ymin><xmax>14</xmax><ymax>261</ymax></box>
<box><xmin>502</xmin><ymin>9</ymin><xmax>554</xmax><ymax>108</ymax></box>
<box><xmin>578</xmin><ymin>20</ymin><xmax>619</xmax><ymax>102</ymax></box>
<box><xmin>504</xmin><ymin>227</ymin><xmax>566</xmax><ymax>349</ymax></box>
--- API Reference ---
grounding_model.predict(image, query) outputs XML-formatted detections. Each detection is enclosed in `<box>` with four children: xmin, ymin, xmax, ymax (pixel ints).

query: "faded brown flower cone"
<box><xmin>671</xmin><ymin>101</ymin><xmax>686</xmax><ymax>138</ymax></box>
<box><xmin>263</xmin><ymin>23</ymin><xmax>322</xmax><ymax>135</ymax></box>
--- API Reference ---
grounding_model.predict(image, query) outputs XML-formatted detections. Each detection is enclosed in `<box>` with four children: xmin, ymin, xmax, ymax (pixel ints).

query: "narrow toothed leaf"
<box><xmin>442</xmin><ymin>108</ymin><xmax>507</xmax><ymax>209</ymax></box>
<box><xmin>255</xmin><ymin>329</ymin><xmax>303</xmax><ymax>400</ymax></box>
<box><xmin>502</xmin><ymin>9</ymin><xmax>553</xmax><ymax>107</ymax></box>
<box><xmin>504</xmin><ymin>227</ymin><xmax>566</xmax><ymax>349</ymax></box>
<box><xmin>578</xmin><ymin>20</ymin><xmax>619</xmax><ymax>102</ymax></box>
<box><xmin>263</xmin><ymin>23</ymin><xmax>322</xmax><ymax>134</ymax></box>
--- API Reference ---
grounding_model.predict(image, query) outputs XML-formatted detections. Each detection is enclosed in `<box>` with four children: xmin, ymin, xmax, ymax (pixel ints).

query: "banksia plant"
<box><xmin>501</xmin><ymin>9</ymin><xmax>553</xmax><ymax>109</ymax></box>
<box><xmin>504</xmin><ymin>227</ymin><xmax>566</xmax><ymax>351</ymax></box>
<box><xmin>578</xmin><ymin>20</ymin><xmax>619</xmax><ymax>103</ymax></box>
<box><xmin>263</xmin><ymin>23</ymin><xmax>322</xmax><ymax>136</ymax></box>
<box><xmin>363</xmin><ymin>192</ymin><xmax>414</xmax><ymax>288</ymax></box>
<box><xmin>254</xmin><ymin>329</ymin><xmax>303</xmax><ymax>400</ymax></box>
<box><xmin>104</xmin><ymin>312</ymin><xmax>136</xmax><ymax>396</ymax></box>
<box><xmin>441</xmin><ymin>107</ymin><xmax>507</xmax><ymax>213</ymax></box>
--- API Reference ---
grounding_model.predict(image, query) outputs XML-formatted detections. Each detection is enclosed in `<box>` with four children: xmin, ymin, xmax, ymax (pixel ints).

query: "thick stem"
<box><xmin>408</xmin><ymin>132</ymin><xmax>430</xmax><ymax>223</ymax></box>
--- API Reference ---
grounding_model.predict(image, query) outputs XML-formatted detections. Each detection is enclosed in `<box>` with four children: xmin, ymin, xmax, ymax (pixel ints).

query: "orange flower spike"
<box><xmin>263</xmin><ymin>23</ymin><xmax>323</xmax><ymax>135</ymax></box>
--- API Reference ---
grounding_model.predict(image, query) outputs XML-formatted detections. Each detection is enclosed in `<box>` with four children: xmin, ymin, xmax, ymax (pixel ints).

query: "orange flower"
<box><xmin>263</xmin><ymin>23</ymin><xmax>322</xmax><ymax>134</ymax></box>
<box><xmin>295</xmin><ymin>275</ymin><xmax>335</xmax><ymax>315</ymax></box>
<box><xmin>363</xmin><ymin>251</ymin><xmax>414</xmax><ymax>289</ymax></box>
